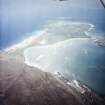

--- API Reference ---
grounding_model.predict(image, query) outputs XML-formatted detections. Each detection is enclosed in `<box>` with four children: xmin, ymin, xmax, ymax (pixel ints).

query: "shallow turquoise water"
<box><xmin>24</xmin><ymin>39</ymin><xmax>105</xmax><ymax>95</ymax></box>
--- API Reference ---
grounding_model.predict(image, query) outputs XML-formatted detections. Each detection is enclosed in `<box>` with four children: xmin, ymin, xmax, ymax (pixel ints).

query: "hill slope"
<box><xmin>0</xmin><ymin>55</ymin><xmax>105</xmax><ymax>105</ymax></box>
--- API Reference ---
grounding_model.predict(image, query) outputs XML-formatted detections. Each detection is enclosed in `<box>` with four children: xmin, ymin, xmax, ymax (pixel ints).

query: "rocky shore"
<box><xmin>93</xmin><ymin>37</ymin><xmax>105</xmax><ymax>47</ymax></box>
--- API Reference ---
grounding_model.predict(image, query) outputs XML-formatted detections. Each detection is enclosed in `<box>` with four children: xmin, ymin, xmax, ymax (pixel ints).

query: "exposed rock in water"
<box><xmin>93</xmin><ymin>37</ymin><xmax>105</xmax><ymax>47</ymax></box>
<box><xmin>0</xmin><ymin>55</ymin><xmax>105</xmax><ymax>105</ymax></box>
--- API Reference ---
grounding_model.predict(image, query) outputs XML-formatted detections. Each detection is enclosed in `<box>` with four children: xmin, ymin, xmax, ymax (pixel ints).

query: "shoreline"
<box><xmin>0</xmin><ymin>21</ymin><xmax>105</xmax><ymax>97</ymax></box>
<box><xmin>1</xmin><ymin>21</ymin><xmax>95</xmax><ymax>52</ymax></box>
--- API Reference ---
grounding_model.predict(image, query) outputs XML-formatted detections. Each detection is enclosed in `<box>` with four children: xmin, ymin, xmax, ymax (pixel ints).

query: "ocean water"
<box><xmin>0</xmin><ymin>0</ymin><xmax>105</xmax><ymax>96</ymax></box>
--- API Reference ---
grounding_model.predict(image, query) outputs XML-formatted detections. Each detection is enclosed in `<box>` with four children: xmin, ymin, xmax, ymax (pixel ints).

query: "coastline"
<box><xmin>0</xmin><ymin>21</ymin><xmax>105</xmax><ymax>97</ymax></box>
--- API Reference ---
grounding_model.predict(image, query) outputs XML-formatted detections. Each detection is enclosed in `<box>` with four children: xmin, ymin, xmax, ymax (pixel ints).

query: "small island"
<box><xmin>93</xmin><ymin>37</ymin><xmax>105</xmax><ymax>47</ymax></box>
<box><xmin>0</xmin><ymin>55</ymin><xmax>105</xmax><ymax>105</ymax></box>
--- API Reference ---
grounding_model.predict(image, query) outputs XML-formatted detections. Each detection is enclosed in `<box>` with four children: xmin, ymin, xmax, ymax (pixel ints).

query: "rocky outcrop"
<box><xmin>93</xmin><ymin>37</ymin><xmax>105</xmax><ymax>47</ymax></box>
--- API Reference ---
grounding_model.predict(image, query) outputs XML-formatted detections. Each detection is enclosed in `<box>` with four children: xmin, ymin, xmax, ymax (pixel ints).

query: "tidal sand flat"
<box><xmin>2</xmin><ymin>21</ymin><xmax>95</xmax><ymax>61</ymax></box>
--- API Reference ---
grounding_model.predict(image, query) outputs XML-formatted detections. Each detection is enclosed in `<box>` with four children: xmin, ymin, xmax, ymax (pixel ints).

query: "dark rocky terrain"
<box><xmin>0</xmin><ymin>55</ymin><xmax>105</xmax><ymax>105</ymax></box>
